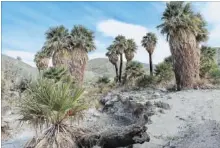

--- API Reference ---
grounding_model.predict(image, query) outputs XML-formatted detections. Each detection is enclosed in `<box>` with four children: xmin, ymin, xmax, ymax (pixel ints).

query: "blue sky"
<box><xmin>2</xmin><ymin>2</ymin><xmax>220</xmax><ymax>67</ymax></box>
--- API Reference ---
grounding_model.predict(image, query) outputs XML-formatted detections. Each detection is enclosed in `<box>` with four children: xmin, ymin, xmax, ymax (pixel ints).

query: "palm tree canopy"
<box><xmin>195</xmin><ymin>13</ymin><xmax>209</xmax><ymax>43</ymax></box>
<box><xmin>113</xmin><ymin>35</ymin><xmax>127</xmax><ymax>54</ymax></box>
<box><xmin>125</xmin><ymin>39</ymin><xmax>137</xmax><ymax>53</ymax></box>
<box><xmin>34</xmin><ymin>50</ymin><xmax>49</xmax><ymax>63</ymax></box>
<box><xmin>141</xmin><ymin>32</ymin><xmax>157</xmax><ymax>54</ymax></box>
<box><xmin>106</xmin><ymin>45</ymin><xmax>119</xmax><ymax>64</ymax></box>
<box><xmin>70</xmin><ymin>25</ymin><xmax>96</xmax><ymax>52</ymax></box>
<box><xmin>157</xmin><ymin>2</ymin><xmax>205</xmax><ymax>41</ymax></box>
<box><xmin>44</xmin><ymin>25</ymin><xmax>69</xmax><ymax>56</ymax></box>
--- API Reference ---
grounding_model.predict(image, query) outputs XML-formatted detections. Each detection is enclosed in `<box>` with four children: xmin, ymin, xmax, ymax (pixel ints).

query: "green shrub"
<box><xmin>123</xmin><ymin>61</ymin><xmax>145</xmax><ymax>86</ymax></box>
<box><xmin>15</xmin><ymin>77</ymin><xmax>32</xmax><ymax>93</ymax></box>
<box><xmin>209</xmin><ymin>69</ymin><xmax>220</xmax><ymax>84</ymax></box>
<box><xmin>137</xmin><ymin>75</ymin><xmax>157</xmax><ymax>87</ymax></box>
<box><xmin>19</xmin><ymin>78</ymin><xmax>86</xmax><ymax>147</ymax></box>
<box><xmin>154</xmin><ymin>62</ymin><xmax>174</xmax><ymax>84</ymax></box>
<box><xmin>97</xmin><ymin>76</ymin><xmax>111</xmax><ymax>84</ymax></box>
<box><xmin>200</xmin><ymin>46</ymin><xmax>217</xmax><ymax>78</ymax></box>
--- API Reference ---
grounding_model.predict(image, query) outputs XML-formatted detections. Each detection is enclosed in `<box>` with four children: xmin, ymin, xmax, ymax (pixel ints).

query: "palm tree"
<box><xmin>113</xmin><ymin>35</ymin><xmax>127</xmax><ymax>83</ymax></box>
<box><xmin>124</xmin><ymin>39</ymin><xmax>137</xmax><ymax>62</ymax></box>
<box><xmin>106</xmin><ymin>45</ymin><xmax>119</xmax><ymax>82</ymax></box>
<box><xmin>141</xmin><ymin>32</ymin><xmax>157</xmax><ymax>76</ymax></box>
<box><xmin>123</xmin><ymin>61</ymin><xmax>145</xmax><ymax>86</ymax></box>
<box><xmin>47</xmin><ymin>25</ymin><xmax>95</xmax><ymax>86</ymax></box>
<box><xmin>157</xmin><ymin>2</ymin><xmax>205</xmax><ymax>90</ymax></box>
<box><xmin>34</xmin><ymin>50</ymin><xmax>50</xmax><ymax>71</ymax></box>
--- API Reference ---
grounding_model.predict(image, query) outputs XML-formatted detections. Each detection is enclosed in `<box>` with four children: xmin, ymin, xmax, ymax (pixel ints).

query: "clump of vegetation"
<box><xmin>97</xmin><ymin>76</ymin><xmax>111</xmax><ymax>84</ymax></box>
<box><xmin>123</xmin><ymin>61</ymin><xmax>145</xmax><ymax>87</ymax></box>
<box><xmin>15</xmin><ymin>77</ymin><xmax>32</xmax><ymax>94</ymax></box>
<box><xmin>137</xmin><ymin>75</ymin><xmax>157</xmax><ymax>88</ymax></box>
<box><xmin>154</xmin><ymin>62</ymin><xmax>174</xmax><ymax>85</ymax></box>
<box><xmin>42</xmin><ymin>66</ymin><xmax>76</xmax><ymax>89</ymax></box>
<box><xmin>96</xmin><ymin>76</ymin><xmax>113</xmax><ymax>93</ymax></box>
<box><xmin>209</xmin><ymin>69</ymin><xmax>220</xmax><ymax>84</ymax></box>
<box><xmin>16</xmin><ymin>56</ymin><xmax>22</xmax><ymax>61</ymax></box>
<box><xmin>200</xmin><ymin>46</ymin><xmax>217</xmax><ymax>78</ymax></box>
<box><xmin>19</xmin><ymin>78</ymin><xmax>86</xmax><ymax>147</ymax></box>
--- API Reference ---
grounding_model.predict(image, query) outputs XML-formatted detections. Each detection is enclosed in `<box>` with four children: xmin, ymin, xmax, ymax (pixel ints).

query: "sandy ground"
<box><xmin>135</xmin><ymin>89</ymin><xmax>220</xmax><ymax>148</ymax></box>
<box><xmin>2</xmin><ymin>89</ymin><xmax>220</xmax><ymax>148</ymax></box>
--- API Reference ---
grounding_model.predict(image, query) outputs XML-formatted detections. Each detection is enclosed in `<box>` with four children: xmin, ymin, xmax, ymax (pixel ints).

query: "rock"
<box><xmin>154</xmin><ymin>101</ymin><xmax>170</xmax><ymax>110</ymax></box>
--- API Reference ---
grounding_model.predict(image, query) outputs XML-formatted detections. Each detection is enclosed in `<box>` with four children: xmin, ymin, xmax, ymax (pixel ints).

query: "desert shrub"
<box><xmin>16</xmin><ymin>56</ymin><xmax>22</xmax><ymax>61</ymax></box>
<box><xmin>154</xmin><ymin>62</ymin><xmax>174</xmax><ymax>84</ymax></box>
<box><xmin>97</xmin><ymin>76</ymin><xmax>111</xmax><ymax>84</ymax></box>
<box><xmin>19</xmin><ymin>78</ymin><xmax>86</xmax><ymax>147</ymax></box>
<box><xmin>137</xmin><ymin>75</ymin><xmax>157</xmax><ymax>87</ymax></box>
<box><xmin>200</xmin><ymin>46</ymin><xmax>217</xmax><ymax>78</ymax></box>
<box><xmin>123</xmin><ymin>61</ymin><xmax>145</xmax><ymax>86</ymax></box>
<box><xmin>164</xmin><ymin>55</ymin><xmax>173</xmax><ymax>64</ymax></box>
<box><xmin>209</xmin><ymin>69</ymin><xmax>220</xmax><ymax>84</ymax></box>
<box><xmin>15</xmin><ymin>77</ymin><xmax>32</xmax><ymax>93</ymax></box>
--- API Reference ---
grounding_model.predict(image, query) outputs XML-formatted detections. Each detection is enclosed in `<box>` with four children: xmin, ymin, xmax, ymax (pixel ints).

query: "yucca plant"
<box><xmin>19</xmin><ymin>78</ymin><xmax>86</xmax><ymax>148</ymax></box>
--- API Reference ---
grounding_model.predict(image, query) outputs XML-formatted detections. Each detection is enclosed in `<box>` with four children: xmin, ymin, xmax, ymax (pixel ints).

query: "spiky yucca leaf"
<box><xmin>19</xmin><ymin>78</ymin><xmax>87</xmax><ymax>147</ymax></box>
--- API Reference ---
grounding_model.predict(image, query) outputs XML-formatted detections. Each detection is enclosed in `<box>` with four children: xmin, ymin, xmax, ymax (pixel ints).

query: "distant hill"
<box><xmin>1</xmin><ymin>55</ymin><xmax>150</xmax><ymax>85</ymax></box>
<box><xmin>2</xmin><ymin>54</ymin><xmax>38</xmax><ymax>84</ymax></box>
<box><xmin>85</xmin><ymin>58</ymin><xmax>150</xmax><ymax>82</ymax></box>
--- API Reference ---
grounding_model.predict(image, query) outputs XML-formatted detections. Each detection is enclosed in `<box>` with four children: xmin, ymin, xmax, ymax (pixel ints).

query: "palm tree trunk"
<box><xmin>119</xmin><ymin>53</ymin><xmax>123</xmax><ymax>83</ymax></box>
<box><xmin>149</xmin><ymin>53</ymin><xmax>153</xmax><ymax>76</ymax></box>
<box><xmin>114</xmin><ymin>63</ymin><xmax>119</xmax><ymax>82</ymax></box>
<box><xmin>53</xmin><ymin>49</ymin><xmax>88</xmax><ymax>87</ymax></box>
<box><xmin>169</xmin><ymin>31</ymin><xmax>197</xmax><ymax>90</ymax></box>
<box><xmin>194</xmin><ymin>43</ymin><xmax>201</xmax><ymax>83</ymax></box>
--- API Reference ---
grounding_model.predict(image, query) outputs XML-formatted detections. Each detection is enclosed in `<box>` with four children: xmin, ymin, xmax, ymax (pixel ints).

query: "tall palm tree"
<box><xmin>113</xmin><ymin>35</ymin><xmax>127</xmax><ymax>83</ymax></box>
<box><xmin>124</xmin><ymin>39</ymin><xmax>137</xmax><ymax>63</ymax></box>
<box><xmin>106</xmin><ymin>45</ymin><xmax>119</xmax><ymax>82</ymax></box>
<box><xmin>51</xmin><ymin>25</ymin><xmax>95</xmax><ymax>86</ymax></box>
<box><xmin>157</xmin><ymin>2</ymin><xmax>205</xmax><ymax>90</ymax></box>
<box><xmin>141</xmin><ymin>32</ymin><xmax>157</xmax><ymax>76</ymax></box>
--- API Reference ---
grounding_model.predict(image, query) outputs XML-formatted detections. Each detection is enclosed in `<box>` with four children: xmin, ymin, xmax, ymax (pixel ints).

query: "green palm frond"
<box><xmin>141</xmin><ymin>32</ymin><xmax>157</xmax><ymax>54</ymax></box>
<box><xmin>125</xmin><ymin>39</ymin><xmax>137</xmax><ymax>53</ymax></box>
<box><xmin>70</xmin><ymin>25</ymin><xmax>96</xmax><ymax>52</ymax></box>
<box><xmin>113</xmin><ymin>35</ymin><xmax>127</xmax><ymax>54</ymax></box>
<box><xmin>157</xmin><ymin>2</ymin><xmax>207</xmax><ymax>42</ymax></box>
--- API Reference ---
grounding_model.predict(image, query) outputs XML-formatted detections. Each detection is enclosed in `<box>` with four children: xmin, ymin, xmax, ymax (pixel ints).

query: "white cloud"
<box><xmin>97</xmin><ymin>19</ymin><xmax>170</xmax><ymax>64</ymax></box>
<box><xmin>201</xmin><ymin>2</ymin><xmax>220</xmax><ymax>25</ymax></box>
<box><xmin>3</xmin><ymin>50</ymin><xmax>36</xmax><ymax>67</ymax></box>
<box><xmin>200</xmin><ymin>2</ymin><xmax>220</xmax><ymax>47</ymax></box>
